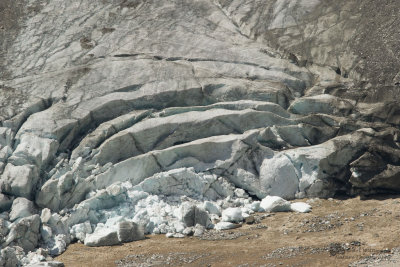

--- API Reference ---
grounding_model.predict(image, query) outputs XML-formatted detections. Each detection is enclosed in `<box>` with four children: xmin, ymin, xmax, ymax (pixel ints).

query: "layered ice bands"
<box><xmin>0</xmin><ymin>0</ymin><xmax>399</xmax><ymax>266</ymax></box>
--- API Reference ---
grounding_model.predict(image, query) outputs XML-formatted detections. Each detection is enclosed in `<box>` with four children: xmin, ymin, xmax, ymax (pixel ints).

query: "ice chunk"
<box><xmin>70</xmin><ymin>221</ymin><xmax>93</xmax><ymax>242</ymax></box>
<box><xmin>290</xmin><ymin>202</ymin><xmax>311</xmax><ymax>213</ymax></box>
<box><xmin>221</xmin><ymin>207</ymin><xmax>243</xmax><ymax>223</ymax></box>
<box><xmin>203</xmin><ymin>201</ymin><xmax>221</xmax><ymax>216</ymax></box>
<box><xmin>215</xmin><ymin>222</ymin><xmax>240</xmax><ymax>230</ymax></box>
<box><xmin>260</xmin><ymin>196</ymin><xmax>291</xmax><ymax>212</ymax></box>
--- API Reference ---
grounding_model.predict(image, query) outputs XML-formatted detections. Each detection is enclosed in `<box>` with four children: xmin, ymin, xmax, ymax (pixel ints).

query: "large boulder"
<box><xmin>117</xmin><ymin>221</ymin><xmax>145</xmax><ymax>243</ymax></box>
<box><xmin>84</xmin><ymin>228</ymin><xmax>121</xmax><ymax>247</ymax></box>
<box><xmin>180</xmin><ymin>203</ymin><xmax>210</xmax><ymax>227</ymax></box>
<box><xmin>0</xmin><ymin>164</ymin><xmax>39</xmax><ymax>199</ymax></box>
<box><xmin>9</xmin><ymin>197</ymin><xmax>36</xmax><ymax>222</ymax></box>
<box><xmin>5</xmin><ymin>214</ymin><xmax>41</xmax><ymax>252</ymax></box>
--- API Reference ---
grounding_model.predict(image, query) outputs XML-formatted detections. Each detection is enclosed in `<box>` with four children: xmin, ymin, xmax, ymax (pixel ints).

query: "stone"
<box><xmin>5</xmin><ymin>214</ymin><xmax>41</xmax><ymax>252</ymax></box>
<box><xmin>0</xmin><ymin>128</ymin><xmax>13</xmax><ymax>147</ymax></box>
<box><xmin>180</xmin><ymin>203</ymin><xmax>210</xmax><ymax>227</ymax></box>
<box><xmin>8</xmin><ymin>134</ymin><xmax>58</xmax><ymax>168</ymax></box>
<box><xmin>0</xmin><ymin>219</ymin><xmax>10</xmax><ymax>242</ymax></box>
<box><xmin>117</xmin><ymin>221</ymin><xmax>145</xmax><ymax>243</ymax></box>
<box><xmin>0</xmin><ymin>246</ymin><xmax>20</xmax><ymax>267</ymax></box>
<box><xmin>260</xmin><ymin>196</ymin><xmax>291</xmax><ymax>212</ymax></box>
<box><xmin>40</xmin><ymin>208</ymin><xmax>52</xmax><ymax>224</ymax></box>
<box><xmin>0</xmin><ymin>164</ymin><xmax>39</xmax><ymax>199</ymax></box>
<box><xmin>84</xmin><ymin>228</ymin><xmax>121</xmax><ymax>247</ymax></box>
<box><xmin>48</xmin><ymin>234</ymin><xmax>68</xmax><ymax>256</ymax></box>
<box><xmin>193</xmin><ymin>224</ymin><xmax>206</xmax><ymax>237</ymax></box>
<box><xmin>9</xmin><ymin>197</ymin><xmax>36</xmax><ymax>222</ymax></box>
<box><xmin>182</xmin><ymin>227</ymin><xmax>194</xmax><ymax>236</ymax></box>
<box><xmin>245</xmin><ymin>216</ymin><xmax>255</xmax><ymax>224</ymax></box>
<box><xmin>40</xmin><ymin>225</ymin><xmax>53</xmax><ymax>243</ymax></box>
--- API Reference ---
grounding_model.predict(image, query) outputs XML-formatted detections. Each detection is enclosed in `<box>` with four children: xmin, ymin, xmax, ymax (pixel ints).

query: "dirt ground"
<box><xmin>56</xmin><ymin>195</ymin><xmax>400</xmax><ymax>267</ymax></box>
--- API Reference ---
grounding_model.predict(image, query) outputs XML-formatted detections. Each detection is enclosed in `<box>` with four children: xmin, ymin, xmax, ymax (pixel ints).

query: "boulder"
<box><xmin>48</xmin><ymin>234</ymin><xmax>68</xmax><ymax>256</ymax></box>
<box><xmin>0</xmin><ymin>128</ymin><xmax>13</xmax><ymax>147</ymax></box>
<box><xmin>84</xmin><ymin>228</ymin><xmax>121</xmax><ymax>247</ymax></box>
<box><xmin>9</xmin><ymin>197</ymin><xmax>36</xmax><ymax>221</ymax></box>
<box><xmin>0</xmin><ymin>164</ymin><xmax>39</xmax><ymax>199</ymax></box>
<box><xmin>193</xmin><ymin>224</ymin><xmax>206</xmax><ymax>237</ymax></box>
<box><xmin>40</xmin><ymin>208</ymin><xmax>52</xmax><ymax>224</ymax></box>
<box><xmin>5</xmin><ymin>214</ymin><xmax>41</xmax><ymax>252</ymax></box>
<box><xmin>117</xmin><ymin>221</ymin><xmax>145</xmax><ymax>243</ymax></box>
<box><xmin>182</xmin><ymin>227</ymin><xmax>194</xmax><ymax>236</ymax></box>
<box><xmin>180</xmin><ymin>203</ymin><xmax>210</xmax><ymax>227</ymax></box>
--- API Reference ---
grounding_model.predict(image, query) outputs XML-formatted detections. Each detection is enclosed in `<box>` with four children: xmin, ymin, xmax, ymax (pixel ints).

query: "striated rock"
<box><xmin>180</xmin><ymin>203</ymin><xmax>210</xmax><ymax>228</ymax></box>
<box><xmin>117</xmin><ymin>221</ymin><xmax>145</xmax><ymax>243</ymax></box>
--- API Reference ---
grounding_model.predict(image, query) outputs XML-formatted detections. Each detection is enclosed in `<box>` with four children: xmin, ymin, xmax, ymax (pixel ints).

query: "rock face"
<box><xmin>0</xmin><ymin>0</ymin><xmax>399</xmax><ymax>265</ymax></box>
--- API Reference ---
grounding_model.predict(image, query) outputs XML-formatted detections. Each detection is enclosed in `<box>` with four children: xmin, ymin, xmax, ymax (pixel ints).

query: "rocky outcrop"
<box><xmin>0</xmin><ymin>0</ymin><xmax>399</xmax><ymax>265</ymax></box>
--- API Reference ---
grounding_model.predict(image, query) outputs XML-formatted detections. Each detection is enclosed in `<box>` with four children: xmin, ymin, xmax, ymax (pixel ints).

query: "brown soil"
<box><xmin>56</xmin><ymin>196</ymin><xmax>400</xmax><ymax>267</ymax></box>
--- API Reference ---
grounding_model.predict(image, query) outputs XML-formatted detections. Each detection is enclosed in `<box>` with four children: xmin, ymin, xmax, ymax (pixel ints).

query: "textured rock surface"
<box><xmin>0</xmin><ymin>0</ymin><xmax>399</xmax><ymax>265</ymax></box>
<box><xmin>84</xmin><ymin>228</ymin><xmax>121</xmax><ymax>247</ymax></box>
<box><xmin>117</xmin><ymin>221</ymin><xmax>144</xmax><ymax>243</ymax></box>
